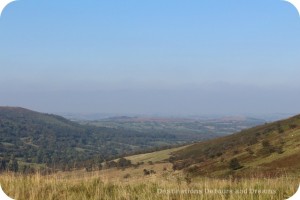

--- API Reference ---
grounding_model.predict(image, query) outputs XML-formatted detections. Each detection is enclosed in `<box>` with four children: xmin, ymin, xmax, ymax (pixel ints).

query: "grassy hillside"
<box><xmin>123</xmin><ymin>145</ymin><xmax>188</xmax><ymax>164</ymax></box>
<box><xmin>170</xmin><ymin>114</ymin><xmax>300</xmax><ymax>178</ymax></box>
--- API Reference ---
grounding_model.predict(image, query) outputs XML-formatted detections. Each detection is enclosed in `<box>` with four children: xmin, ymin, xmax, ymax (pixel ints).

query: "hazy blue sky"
<box><xmin>0</xmin><ymin>0</ymin><xmax>300</xmax><ymax>115</ymax></box>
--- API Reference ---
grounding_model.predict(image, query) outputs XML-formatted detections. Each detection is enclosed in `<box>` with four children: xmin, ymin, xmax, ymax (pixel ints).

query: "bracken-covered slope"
<box><xmin>170</xmin><ymin>114</ymin><xmax>300</xmax><ymax>178</ymax></box>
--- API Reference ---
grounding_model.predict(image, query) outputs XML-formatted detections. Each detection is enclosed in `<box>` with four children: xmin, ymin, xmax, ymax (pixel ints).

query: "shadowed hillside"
<box><xmin>0</xmin><ymin>107</ymin><xmax>182</xmax><ymax>171</ymax></box>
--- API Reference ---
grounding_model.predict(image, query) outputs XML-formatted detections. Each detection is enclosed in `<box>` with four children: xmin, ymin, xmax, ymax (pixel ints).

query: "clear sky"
<box><xmin>0</xmin><ymin>0</ymin><xmax>300</xmax><ymax>115</ymax></box>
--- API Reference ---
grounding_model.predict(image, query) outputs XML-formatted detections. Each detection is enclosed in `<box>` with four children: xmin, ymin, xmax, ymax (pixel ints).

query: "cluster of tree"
<box><xmin>0</xmin><ymin>157</ymin><xmax>18</xmax><ymax>172</ymax></box>
<box><xmin>0</xmin><ymin>156</ymin><xmax>39</xmax><ymax>174</ymax></box>
<box><xmin>84</xmin><ymin>157</ymin><xmax>135</xmax><ymax>172</ymax></box>
<box><xmin>102</xmin><ymin>158</ymin><xmax>133</xmax><ymax>170</ymax></box>
<box><xmin>258</xmin><ymin>139</ymin><xmax>284</xmax><ymax>156</ymax></box>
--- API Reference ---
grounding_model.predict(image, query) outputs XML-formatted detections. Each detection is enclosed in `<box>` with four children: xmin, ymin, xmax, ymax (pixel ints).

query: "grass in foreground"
<box><xmin>0</xmin><ymin>170</ymin><xmax>299</xmax><ymax>200</ymax></box>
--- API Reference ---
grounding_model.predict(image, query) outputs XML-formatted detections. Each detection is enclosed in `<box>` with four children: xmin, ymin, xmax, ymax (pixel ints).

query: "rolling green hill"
<box><xmin>84</xmin><ymin>116</ymin><xmax>264</xmax><ymax>141</ymax></box>
<box><xmin>0</xmin><ymin>107</ymin><xmax>182</xmax><ymax>171</ymax></box>
<box><xmin>170</xmin><ymin>114</ymin><xmax>300</xmax><ymax>178</ymax></box>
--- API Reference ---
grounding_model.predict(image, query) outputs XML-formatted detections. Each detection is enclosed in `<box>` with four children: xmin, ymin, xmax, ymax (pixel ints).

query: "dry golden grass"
<box><xmin>0</xmin><ymin>165</ymin><xmax>299</xmax><ymax>200</ymax></box>
<box><xmin>124</xmin><ymin>145</ymin><xmax>188</xmax><ymax>164</ymax></box>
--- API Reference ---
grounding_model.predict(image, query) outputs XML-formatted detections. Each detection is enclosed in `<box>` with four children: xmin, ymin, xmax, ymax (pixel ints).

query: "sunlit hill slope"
<box><xmin>170</xmin><ymin>114</ymin><xmax>300</xmax><ymax>178</ymax></box>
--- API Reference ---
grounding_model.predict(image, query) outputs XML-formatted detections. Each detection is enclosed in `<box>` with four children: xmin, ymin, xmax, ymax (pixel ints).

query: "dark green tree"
<box><xmin>0</xmin><ymin>159</ymin><xmax>7</xmax><ymax>172</ymax></box>
<box><xmin>117</xmin><ymin>158</ymin><xmax>132</xmax><ymax>169</ymax></box>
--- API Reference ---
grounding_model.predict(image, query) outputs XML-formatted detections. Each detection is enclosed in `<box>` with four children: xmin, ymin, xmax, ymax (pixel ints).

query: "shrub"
<box><xmin>262</xmin><ymin>140</ymin><xmax>270</xmax><ymax>148</ymax></box>
<box><xmin>143</xmin><ymin>169</ymin><xmax>156</xmax><ymax>175</ymax></box>
<box><xmin>143</xmin><ymin>169</ymin><xmax>150</xmax><ymax>175</ymax></box>
<box><xmin>105</xmin><ymin>161</ymin><xmax>117</xmax><ymax>169</ymax></box>
<box><xmin>260</xmin><ymin>140</ymin><xmax>275</xmax><ymax>156</ymax></box>
<box><xmin>117</xmin><ymin>158</ymin><xmax>132</xmax><ymax>169</ymax></box>
<box><xmin>148</xmin><ymin>161</ymin><xmax>154</xmax><ymax>165</ymax></box>
<box><xmin>229</xmin><ymin>158</ymin><xmax>243</xmax><ymax>170</ymax></box>
<box><xmin>289</xmin><ymin>124</ymin><xmax>297</xmax><ymax>129</ymax></box>
<box><xmin>275</xmin><ymin>146</ymin><xmax>284</xmax><ymax>154</ymax></box>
